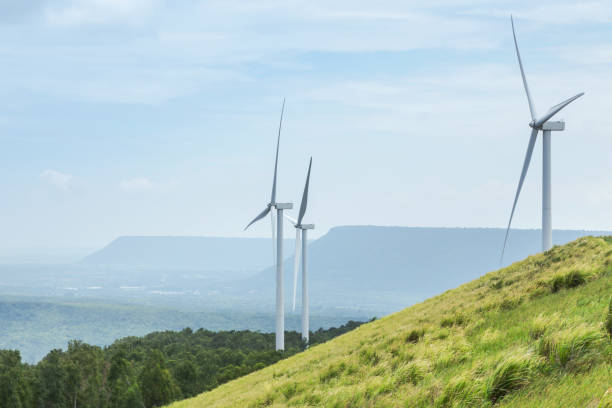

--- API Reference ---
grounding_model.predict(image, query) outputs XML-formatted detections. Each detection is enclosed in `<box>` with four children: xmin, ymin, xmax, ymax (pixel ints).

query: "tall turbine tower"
<box><xmin>501</xmin><ymin>16</ymin><xmax>584</xmax><ymax>261</ymax></box>
<box><xmin>245</xmin><ymin>99</ymin><xmax>293</xmax><ymax>351</ymax></box>
<box><xmin>286</xmin><ymin>158</ymin><xmax>313</xmax><ymax>343</ymax></box>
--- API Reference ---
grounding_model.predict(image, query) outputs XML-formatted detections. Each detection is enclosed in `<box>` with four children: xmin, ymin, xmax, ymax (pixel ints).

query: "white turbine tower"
<box><xmin>501</xmin><ymin>16</ymin><xmax>584</xmax><ymax>262</ymax></box>
<box><xmin>285</xmin><ymin>158</ymin><xmax>313</xmax><ymax>343</ymax></box>
<box><xmin>245</xmin><ymin>99</ymin><xmax>293</xmax><ymax>351</ymax></box>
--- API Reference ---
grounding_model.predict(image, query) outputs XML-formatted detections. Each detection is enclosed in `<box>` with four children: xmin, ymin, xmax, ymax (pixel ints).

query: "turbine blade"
<box><xmin>284</xmin><ymin>213</ymin><xmax>298</xmax><ymax>226</ymax></box>
<box><xmin>501</xmin><ymin>127</ymin><xmax>539</xmax><ymax>263</ymax></box>
<box><xmin>511</xmin><ymin>15</ymin><xmax>537</xmax><ymax>121</ymax></box>
<box><xmin>534</xmin><ymin>92</ymin><xmax>584</xmax><ymax>127</ymax></box>
<box><xmin>297</xmin><ymin>157</ymin><xmax>312</xmax><ymax>225</ymax></box>
<box><xmin>244</xmin><ymin>206</ymin><xmax>271</xmax><ymax>231</ymax></box>
<box><xmin>271</xmin><ymin>210</ymin><xmax>277</xmax><ymax>273</ymax></box>
<box><xmin>270</xmin><ymin>98</ymin><xmax>285</xmax><ymax>204</ymax></box>
<box><xmin>292</xmin><ymin>228</ymin><xmax>301</xmax><ymax>311</ymax></box>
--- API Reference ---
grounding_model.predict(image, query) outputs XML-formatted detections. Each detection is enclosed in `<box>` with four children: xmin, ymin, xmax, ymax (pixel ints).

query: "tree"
<box><xmin>172</xmin><ymin>360</ymin><xmax>198</xmax><ymax>397</ymax></box>
<box><xmin>37</xmin><ymin>349</ymin><xmax>68</xmax><ymax>408</ymax></box>
<box><xmin>64</xmin><ymin>340</ymin><xmax>107</xmax><ymax>408</ymax></box>
<box><xmin>138</xmin><ymin>350</ymin><xmax>179</xmax><ymax>407</ymax></box>
<box><xmin>109</xmin><ymin>351</ymin><xmax>143</xmax><ymax>408</ymax></box>
<box><xmin>0</xmin><ymin>350</ymin><xmax>32</xmax><ymax>408</ymax></box>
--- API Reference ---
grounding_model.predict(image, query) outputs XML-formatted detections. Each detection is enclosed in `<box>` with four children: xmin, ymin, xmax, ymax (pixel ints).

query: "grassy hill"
<box><xmin>167</xmin><ymin>236</ymin><xmax>612</xmax><ymax>408</ymax></box>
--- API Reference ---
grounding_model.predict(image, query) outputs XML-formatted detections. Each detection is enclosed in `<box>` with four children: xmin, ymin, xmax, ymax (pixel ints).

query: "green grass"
<box><xmin>166</xmin><ymin>237</ymin><xmax>612</xmax><ymax>408</ymax></box>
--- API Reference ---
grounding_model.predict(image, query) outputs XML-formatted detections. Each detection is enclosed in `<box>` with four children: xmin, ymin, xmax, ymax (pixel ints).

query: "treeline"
<box><xmin>0</xmin><ymin>320</ymin><xmax>368</xmax><ymax>407</ymax></box>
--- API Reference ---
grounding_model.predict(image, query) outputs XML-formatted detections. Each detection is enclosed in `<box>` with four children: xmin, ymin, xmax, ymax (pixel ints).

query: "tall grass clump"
<box><xmin>606</xmin><ymin>297</ymin><xmax>612</xmax><ymax>338</ymax></box>
<box><xmin>598</xmin><ymin>388</ymin><xmax>612</xmax><ymax>408</ymax></box>
<box><xmin>405</xmin><ymin>328</ymin><xmax>425</xmax><ymax>343</ymax></box>
<box><xmin>358</xmin><ymin>347</ymin><xmax>380</xmax><ymax>366</ymax></box>
<box><xmin>536</xmin><ymin>324</ymin><xmax>605</xmax><ymax>369</ymax></box>
<box><xmin>550</xmin><ymin>270</ymin><xmax>586</xmax><ymax>293</ymax></box>
<box><xmin>279</xmin><ymin>382</ymin><xmax>300</xmax><ymax>400</ymax></box>
<box><xmin>393</xmin><ymin>361</ymin><xmax>426</xmax><ymax>386</ymax></box>
<box><xmin>485</xmin><ymin>353</ymin><xmax>535</xmax><ymax>404</ymax></box>
<box><xmin>529</xmin><ymin>315</ymin><xmax>550</xmax><ymax>340</ymax></box>
<box><xmin>436</xmin><ymin>376</ymin><xmax>483</xmax><ymax>408</ymax></box>
<box><xmin>440</xmin><ymin>314</ymin><xmax>466</xmax><ymax>328</ymax></box>
<box><xmin>528</xmin><ymin>313</ymin><xmax>563</xmax><ymax>340</ymax></box>
<box><xmin>319</xmin><ymin>362</ymin><xmax>346</xmax><ymax>383</ymax></box>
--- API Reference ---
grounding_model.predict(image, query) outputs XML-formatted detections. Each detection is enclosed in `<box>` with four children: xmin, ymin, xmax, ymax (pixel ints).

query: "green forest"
<box><xmin>0</xmin><ymin>320</ymin><xmax>367</xmax><ymax>407</ymax></box>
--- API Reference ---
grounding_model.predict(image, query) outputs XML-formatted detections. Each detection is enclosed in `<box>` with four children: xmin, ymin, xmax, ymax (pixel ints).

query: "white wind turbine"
<box><xmin>285</xmin><ymin>158</ymin><xmax>313</xmax><ymax>343</ymax></box>
<box><xmin>501</xmin><ymin>16</ymin><xmax>584</xmax><ymax>262</ymax></box>
<box><xmin>244</xmin><ymin>99</ymin><xmax>293</xmax><ymax>351</ymax></box>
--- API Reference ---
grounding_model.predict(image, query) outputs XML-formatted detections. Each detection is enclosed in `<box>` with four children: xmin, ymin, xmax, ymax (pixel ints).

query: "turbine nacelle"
<box><xmin>284</xmin><ymin>214</ymin><xmax>314</xmax><ymax>230</ymax></box>
<box><xmin>529</xmin><ymin>120</ymin><xmax>565</xmax><ymax>131</ymax></box>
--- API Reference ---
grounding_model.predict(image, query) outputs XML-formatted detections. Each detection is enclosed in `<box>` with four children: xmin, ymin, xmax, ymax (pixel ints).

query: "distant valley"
<box><xmin>0</xmin><ymin>226</ymin><xmax>609</xmax><ymax>362</ymax></box>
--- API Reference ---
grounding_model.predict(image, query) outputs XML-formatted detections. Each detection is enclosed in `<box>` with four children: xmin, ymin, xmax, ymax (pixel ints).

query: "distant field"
<box><xmin>168</xmin><ymin>236</ymin><xmax>612</xmax><ymax>407</ymax></box>
<box><xmin>0</xmin><ymin>297</ymin><xmax>368</xmax><ymax>363</ymax></box>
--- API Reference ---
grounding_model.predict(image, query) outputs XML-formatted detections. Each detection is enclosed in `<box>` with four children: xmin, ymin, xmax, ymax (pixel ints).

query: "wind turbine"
<box><xmin>501</xmin><ymin>16</ymin><xmax>584</xmax><ymax>262</ymax></box>
<box><xmin>244</xmin><ymin>99</ymin><xmax>293</xmax><ymax>351</ymax></box>
<box><xmin>285</xmin><ymin>158</ymin><xmax>314</xmax><ymax>343</ymax></box>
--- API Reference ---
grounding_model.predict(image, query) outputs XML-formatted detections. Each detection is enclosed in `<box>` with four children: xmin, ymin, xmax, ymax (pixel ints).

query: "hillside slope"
<box><xmin>168</xmin><ymin>236</ymin><xmax>612</xmax><ymax>407</ymax></box>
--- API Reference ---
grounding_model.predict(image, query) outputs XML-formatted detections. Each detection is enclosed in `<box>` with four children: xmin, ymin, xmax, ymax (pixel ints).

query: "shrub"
<box><xmin>536</xmin><ymin>324</ymin><xmax>605</xmax><ymax>369</ymax></box>
<box><xmin>485</xmin><ymin>353</ymin><xmax>534</xmax><ymax>403</ymax></box>
<box><xmin>405</xmin><ymin>328</ymin><xmax>425</xmax><ymax>343</ymax></box>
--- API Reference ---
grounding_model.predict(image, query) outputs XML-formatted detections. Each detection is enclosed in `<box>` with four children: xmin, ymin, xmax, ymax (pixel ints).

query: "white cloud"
<box><xmin>520</xmin><ymin>1</ymin><xmax>612</xmax><ymax>24</ymax></box>
<box><xmin>40</xmin><ymin>169</ymin><xmax>74</xmax><ymax>191</ymax></box>
<box><xmin>119</xmin><ymin>177</ymin><xmax>154</xmax><ymax>192</ymax></box>
<box><xmin>559</xmin><ymin>44</ymin><xmax>612</xmax><ymax>65</ymax></box>
<box><xmin>44</xmin><ymin>0</ymin><xmax>158</xmax><ymax>26</ymax></box>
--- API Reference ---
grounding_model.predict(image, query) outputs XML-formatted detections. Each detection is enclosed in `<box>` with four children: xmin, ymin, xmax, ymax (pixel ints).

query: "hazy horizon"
<box><xmin>2</xmin><ymin>225</ymin><xmax>610</xmax><ymax>264</ymax></box>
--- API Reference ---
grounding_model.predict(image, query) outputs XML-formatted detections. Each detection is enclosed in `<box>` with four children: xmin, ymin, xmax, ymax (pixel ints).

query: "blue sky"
<box><xmin>1</xmin><ymin>0</ymin><xmax>611</xmax><ymax>249</ymax></box>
